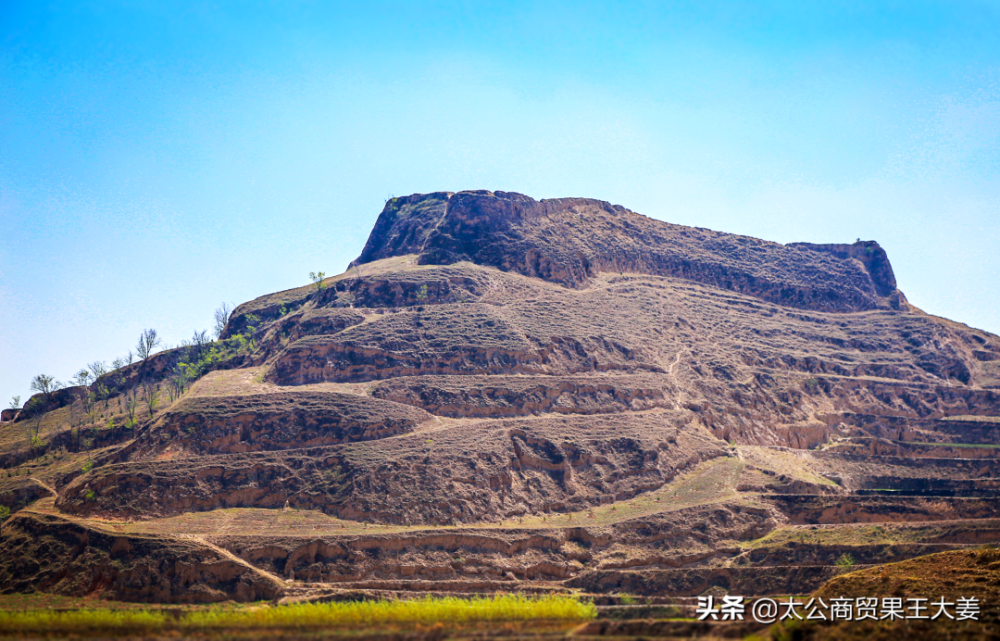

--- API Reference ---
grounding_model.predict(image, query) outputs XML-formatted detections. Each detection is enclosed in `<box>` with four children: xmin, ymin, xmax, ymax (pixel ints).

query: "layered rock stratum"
<box><xmin>2</xmin><ymin>190</ymin><xmax>1000</xmax><ymax>607</ymax></box>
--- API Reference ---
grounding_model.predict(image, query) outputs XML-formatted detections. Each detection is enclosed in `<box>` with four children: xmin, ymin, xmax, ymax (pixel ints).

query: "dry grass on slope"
<box><xmin>755</xmin><ymin>548</ymin><xmax>1000</xmax><ymax>640</ymax></box>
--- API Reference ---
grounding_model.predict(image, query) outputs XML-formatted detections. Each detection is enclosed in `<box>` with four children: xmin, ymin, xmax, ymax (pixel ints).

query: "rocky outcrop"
<box><xmin>355</xmin><ymin>190</ymin><xmax>905</xmax><ymax>313</ymax></box>
<box><xmin>355</xmin><ymin>192</ymin><xmax>452</xmax><ymax>264</ymax></box>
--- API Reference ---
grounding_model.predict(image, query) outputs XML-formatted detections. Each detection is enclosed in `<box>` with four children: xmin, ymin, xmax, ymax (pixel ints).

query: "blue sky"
<box><xmin>2</xmin><ymin>1</ymin><xmax>999</xmax><ymax>403</ymax></box>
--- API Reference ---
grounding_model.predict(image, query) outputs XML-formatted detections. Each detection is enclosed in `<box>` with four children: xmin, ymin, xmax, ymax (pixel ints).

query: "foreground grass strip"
<box><xmin>0</xmin><ymin>609</ymin><xmax>170</xmax><ymax>634</ymax></box>
<box><xmin>0</xmin><ymin>595</ymin><xmax>596</xmax><ymax>635</ymax></box>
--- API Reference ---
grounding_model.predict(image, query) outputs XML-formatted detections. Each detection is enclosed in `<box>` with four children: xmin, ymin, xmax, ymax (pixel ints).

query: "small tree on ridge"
<box><xmin>136</xmin><ymin>329</ymin><xmax>162</xmax><ymax>365</ymax></box>
<box><xmin>309</xmin><ymin>271</ymin><xmax>326</xmax><ymax>292</ymax></box>
<box><xmin>214</xmin><ymin>303</ymin><xmax>234</xmax><ymax>339</ymax></box>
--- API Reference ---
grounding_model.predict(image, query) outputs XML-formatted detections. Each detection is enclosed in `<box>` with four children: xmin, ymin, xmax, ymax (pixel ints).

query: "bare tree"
<box><xmin>6</xmin><ymin>396</ymin><xmax>20</xmax><ymax>424</ymax></box>
<box><xmin>136</xmin><ymin>329</ymin><xmax>162</xmax><ymax>363</ymax></box>
<box><xmin>141</xmin><ymin>380</ymin><xmax>159</xmax><ymax>416</ymax></box>
<box><xmin>84</xmin><ymin>389</ymin><xmax>98</xmax><ymax>425</ymax></box>
<box><xmin>124</xmin><ymin>387</ymin><xmax>139</xmax><ymax>425</ymax></box>
<box><xmin>214</xmin><ymin>303</ymin><xmax>234</xmax><ymax>339</ymax></box>
<box><xmin>87</xmin><ymin>361</ymin><xmax>108</xmax><ymax>379</ymax></box>
<box><xmin>96</xmin><ymin>382</ymin><xmax>111</xmax><ymax>409</ymax></box>
<box><xmin>166</xmin><ymin>368</ymin><xmax>188</xmax><ymax>403</ymax></box>
<box><xmin>73</xmin><ymin>369</ymin><xmax>92</xmax><ymax>388</ymax></box>
<box><xmin>183</xmin><ymin>329</ymin><xmax>210</xmax><ymax>357</ymax></box>
<box><xmin>30</xmin><ymin>374</ymin><xmax>59</xmax><ymax>396</ymax></box>
<box><xmin>73</xmin><ymin>370</ymin><xmax>96</xmax><ymax>424</ymax></box>
<box><xmin>26</xmin><ymin>374</ymin><xmax>61</xmax><ymax>444</ymax></box>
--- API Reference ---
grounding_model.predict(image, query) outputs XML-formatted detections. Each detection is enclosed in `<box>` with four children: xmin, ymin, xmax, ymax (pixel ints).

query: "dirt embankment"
<box><xmin>145</xmin><ymin>391</ymin><xmax>433</xmax><ymax>454</ymax></box>
<box><xmin>770</xmin><ymin>495</ymin><xmax>1000</xmax><ymax>525</ymax></box>
<box><xmin>55</xmin><ymin>413</ymin><xmax>727</xmax><ymax>524</ymax></box>
<box><xmin>208</xmin><ymin>502</ymin><xmax>775</xmax><ymax>584</ymax></box>
<box><xmin>566</xmin><ymin>565</ymin><xmax>857</xmax><ymax>597</ymax></box>
<box><xmin>0</xmin><ymin>511</ymin><xmax>281</xmax><ymax>603</ymax></box>
<box><xmin>372</xmin><ymin>375</ymin><xmax>673</xmax><ymax>418</ymax></box>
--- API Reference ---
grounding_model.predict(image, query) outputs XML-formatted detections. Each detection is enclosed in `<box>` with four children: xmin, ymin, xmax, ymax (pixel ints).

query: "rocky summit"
<box><xmin>2</xmin><ymin>190</ymin><xmax>1000</xmax><ymax>608</ymax></box>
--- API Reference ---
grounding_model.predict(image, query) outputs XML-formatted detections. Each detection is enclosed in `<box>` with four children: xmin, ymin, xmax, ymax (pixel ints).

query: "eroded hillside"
<box><xmin>2</xmin><ymin>190</ymin><xmax>999</xmax><ymax>609</ymax></box>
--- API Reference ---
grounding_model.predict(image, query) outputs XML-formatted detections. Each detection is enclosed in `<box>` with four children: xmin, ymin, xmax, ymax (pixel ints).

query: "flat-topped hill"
<box><xmin>2</xmin><ymin>189</ymin><xmax>1000</xmax><ymax>609</ymax></box>
<box><xmin>356</xmin><ymin>190</ymin><xmax>904</xmax><ymax>312</ymax></box>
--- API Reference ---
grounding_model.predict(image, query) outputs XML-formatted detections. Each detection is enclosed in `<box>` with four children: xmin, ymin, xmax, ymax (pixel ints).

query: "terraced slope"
<box><xmin>2</xmin><ymin>189</ymin><xmax>999</xmax><ymax>607</ymax></box>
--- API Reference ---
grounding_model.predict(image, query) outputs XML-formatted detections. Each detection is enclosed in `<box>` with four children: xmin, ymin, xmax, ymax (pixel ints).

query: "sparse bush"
<box><xmin>176</xmin><ymin>335</ymin><xmax>251</xmax><ymax>389</ymax></box>
<box><xmin>309</xmin><ymin>271</ymin><xmax>326</xmax><ymax>292</ymax></box>
<box><xmin>835</xmin><ymin>553</ymin><xmax>856</xmax><ymax>569</ymax></box>
<box><xmin>231</xmin><ymin>333</ymin><xmax>250</xmax><ymax>353</ymax></box>
<box><xmin>243</xmin><ymin>314</ymin><xmax>261</xmax><ymax>348</ymax></box>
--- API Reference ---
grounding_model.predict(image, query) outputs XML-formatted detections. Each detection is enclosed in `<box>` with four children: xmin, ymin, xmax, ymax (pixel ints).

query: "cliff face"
<box><xmin>355</xmin><ymin>190</ymin><xmax>904</xmax><ymax>313</ymax></box>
